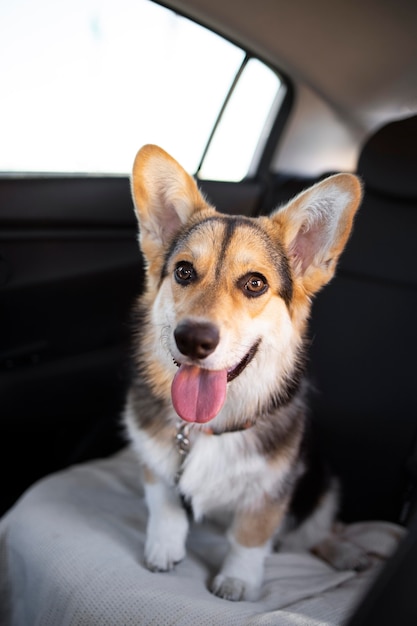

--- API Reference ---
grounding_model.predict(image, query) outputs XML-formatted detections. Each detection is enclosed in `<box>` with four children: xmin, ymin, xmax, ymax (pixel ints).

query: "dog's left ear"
<box><xmin>131</xmin><ymin>145</ymin><xmax>210</xmax><ymax>274</ymax></box>
<box><xmin>271</xmin><ymin>174</ymin><xmax>362</xmax><ymax>294</ymax></box>
<box><xmin>272</xmin><ymin>174</ymin><xmax>362</xmax><ymax>294</ymax></box>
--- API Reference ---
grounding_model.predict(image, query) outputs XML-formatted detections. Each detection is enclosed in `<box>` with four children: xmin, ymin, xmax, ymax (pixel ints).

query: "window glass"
<box><xmin>198</xmin><ymin>58</ymin><xmax>284</xmax><ymax>181</ymax></box>
<box><xmin>0</xmin><ymin>0</ymin><xmax>285</xmax><ymax>179</ymax></box>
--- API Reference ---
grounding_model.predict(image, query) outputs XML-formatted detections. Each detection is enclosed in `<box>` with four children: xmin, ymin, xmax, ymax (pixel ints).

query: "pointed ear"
<box><xmin>131</xmin><ymin>144</ymin><xmax>210</xmax><ymax>271</ymax></box>
<box><xmin>272</xmin><ymin>174</ymin><xmax>362</xmax><ymax>294</ymax></box>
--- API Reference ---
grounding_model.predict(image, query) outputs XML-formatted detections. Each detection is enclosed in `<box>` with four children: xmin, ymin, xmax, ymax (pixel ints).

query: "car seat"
<box><xmin>309</xmin><ymin>114</ymin><xmax>417</xmax><ymax>524</ymax></box>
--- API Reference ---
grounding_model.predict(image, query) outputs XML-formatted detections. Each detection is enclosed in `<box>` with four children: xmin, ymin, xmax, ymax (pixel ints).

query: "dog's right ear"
<box><xmin>131</xmin><ymin>145</ymin><xmax>211</xmax><ymax>275</ymax></box>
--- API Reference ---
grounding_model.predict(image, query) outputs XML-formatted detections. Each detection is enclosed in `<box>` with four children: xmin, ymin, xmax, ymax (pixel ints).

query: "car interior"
<box><xmin>1</xmin><ymin>0</ymin><xmax>417</xmax><ymax>624</ymax></box>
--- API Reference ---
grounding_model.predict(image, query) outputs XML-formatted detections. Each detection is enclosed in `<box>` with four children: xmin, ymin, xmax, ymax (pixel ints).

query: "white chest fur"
<box><xmin>125</xmin><ymin>401</ymin><xmax>293</xmax><ymax>523</ymax></box>
<box><xmin>177</xmin><ymin>429</ymin><xmax>291</xmax><ymax>521</ymax></box>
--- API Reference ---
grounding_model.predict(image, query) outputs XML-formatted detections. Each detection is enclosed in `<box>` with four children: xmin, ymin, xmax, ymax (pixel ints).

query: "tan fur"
<box><xmin>142</xmin><ymin>464</ymin><xmax>157</xmax><ymax>485</ymax></box>
<box><xmin>234</xmin><ymin>497</ymin><xmax>291</xmax><ymax>548</ymax></box>
<box><xmin>131</xmin><ymin>145</ymin><xmax>214</xmax><ymax>285</ymax></box>
<box><xmin>167</xmin><ymin>221</ymin><xmax>289</xmax><ymax>323</ymax></box>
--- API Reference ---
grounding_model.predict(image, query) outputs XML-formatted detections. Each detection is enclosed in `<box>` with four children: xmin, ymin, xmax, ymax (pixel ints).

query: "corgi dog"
<box><xmin>124</xmin><ymin>145</ymin><xmax>364</xmax><ymax>601</ymax></box>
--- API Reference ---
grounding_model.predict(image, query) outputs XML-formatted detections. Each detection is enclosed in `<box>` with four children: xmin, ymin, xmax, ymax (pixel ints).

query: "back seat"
<box><xmin>308</xmin><ymin>115</ymin><xmax>417</xmax><ymax>523</ymax></box>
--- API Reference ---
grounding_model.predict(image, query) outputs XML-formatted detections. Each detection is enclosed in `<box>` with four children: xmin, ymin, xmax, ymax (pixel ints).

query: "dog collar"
<box><xmin>175</xmin><ymin>420</ymin><xmax>252</xmax><ymax>451</ymax></box>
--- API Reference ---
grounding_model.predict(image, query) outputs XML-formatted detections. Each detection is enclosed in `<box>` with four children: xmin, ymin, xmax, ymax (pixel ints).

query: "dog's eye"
<box><xmin>174</xmin><ymin>262</ymin><xmax>196</xmax><ymax>284</ymax></box>
<box><xmin>241</xmin><ymin>273</ymin><xmax>268</xmax><ymax>297</ymax></box>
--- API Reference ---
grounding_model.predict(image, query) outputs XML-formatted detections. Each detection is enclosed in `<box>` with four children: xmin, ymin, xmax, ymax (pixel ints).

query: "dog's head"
<box><xmin>131</xmin><ymin>145</ymin><xmax>361</xmax><ymax>425</ymax></box>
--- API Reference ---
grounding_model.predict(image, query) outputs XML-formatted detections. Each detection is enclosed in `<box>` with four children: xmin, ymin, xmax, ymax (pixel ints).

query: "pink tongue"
<box><xmin>171</xmin><ymin>365</ymin><xmax>227</xmax><ymax>423</ymax></box>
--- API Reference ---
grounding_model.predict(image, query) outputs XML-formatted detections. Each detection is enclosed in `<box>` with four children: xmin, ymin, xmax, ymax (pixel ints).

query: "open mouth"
<box><xmin>171</xmin><ymin>339</ymin><xmax>261</xmax><ymax>424</ymax></box>
<box><xmin>226</xmin><ymin>339</ymin><xmax>261</xmax><ymax>382</ymax></box>
<box><xmin>173</xmin><ymin>339</ymin><xmax>261</xmax><ymax>383</ymax></box>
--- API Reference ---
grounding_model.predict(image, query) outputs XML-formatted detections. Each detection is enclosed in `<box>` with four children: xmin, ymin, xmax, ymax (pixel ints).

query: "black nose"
<box><xmin>174</xmin><ymin>320</ymin><xmax>220</xmax><ymax>360</ymax></box>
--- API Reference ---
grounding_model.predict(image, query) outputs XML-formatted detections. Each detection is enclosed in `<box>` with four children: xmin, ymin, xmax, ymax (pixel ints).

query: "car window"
<box><xmin>0</xmin><ymin>0</ymin><xmax>285</xmax><ymax>181</ymax></box>
<box><xmin>198</xmin><ymin>57</ymin><xmax>284</xmax><ymax>181</ymax></box>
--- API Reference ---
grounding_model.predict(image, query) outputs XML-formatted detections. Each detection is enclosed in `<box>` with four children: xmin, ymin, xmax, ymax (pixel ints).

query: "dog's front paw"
<box><xmin>143</xmin><ymin>480</ymin><xmax>189</xmax><ymax>572</ymax></box>
<box><xmin>144</xmin><ymin>506</ymin><xmax>188</xmax><ymax>572</ymax></box>
<box><xmin>144</xmin><ymin>533</ymin><xmax>186</xmax><ymax>572</ymax></box>
<box><xmin>211</xmin><ymin>536</ymin><xmax>269</xmax><ymax>601</ymax></box>
<box><xmin>211</xmin><ymin>574</ymin><xmax>260</xmax><ymax>602</ymax></box>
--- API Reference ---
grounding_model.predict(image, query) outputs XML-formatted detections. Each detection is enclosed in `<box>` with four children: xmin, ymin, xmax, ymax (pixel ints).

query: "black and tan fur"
<box><xmin>124</xmin><ymin>145</ymin><xmax>364</xmax><ymax>601</ymax></box>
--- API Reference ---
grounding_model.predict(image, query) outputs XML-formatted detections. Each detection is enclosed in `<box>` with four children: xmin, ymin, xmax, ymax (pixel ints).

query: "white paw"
<box><xmin>211</xmin><ymin>574</ymin><xmax>260</xmax><ymax>602</ymax></box>
<box><xmin>144</xmin><ymin>532</ymin><xmax>186</xmax><ymax>572</ymax></box>
<box><xmin>143</xmin><ymin>480</ymin><xmax>189</xmax><ymax>572</ymax></box>
<box><xmin>210</xmin><ymin>538</ymin><xmax>269</xmax><ymax>601</ymax></box>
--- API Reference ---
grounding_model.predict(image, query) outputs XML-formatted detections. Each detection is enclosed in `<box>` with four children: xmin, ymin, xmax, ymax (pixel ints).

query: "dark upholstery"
<box><xmin>357</xmin><ymin>115</ymin><xmax>417</xmax><ymax>198</ymax></box>
<box><xmin>308</xmin><ymin>115</ymin><xmax>417</xmax><ymax>523</ymax></box>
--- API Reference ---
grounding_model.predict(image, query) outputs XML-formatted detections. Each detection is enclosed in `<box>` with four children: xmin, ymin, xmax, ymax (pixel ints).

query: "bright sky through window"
<box><xmin>0</xmin><ymin>0</ymin><xmax>282</xmax><ymax>180</ymax></box>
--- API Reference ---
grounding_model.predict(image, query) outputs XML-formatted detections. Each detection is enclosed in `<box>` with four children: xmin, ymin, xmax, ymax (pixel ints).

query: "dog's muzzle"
<box><xmin>171</xmin><ymin>321</ymin><xmax>260</xmax><ymax>424</ymax></box>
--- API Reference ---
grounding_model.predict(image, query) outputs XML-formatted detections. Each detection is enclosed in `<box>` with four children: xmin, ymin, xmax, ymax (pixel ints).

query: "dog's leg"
<box><xmin>142</xmin><ymin>466</ymin><xmax>189</xmax><ymax>572</ymax></box>
<box><xmin>211</xmin><ymin>498</ymin><xmax>288</xmax><ymax>601</ymax></box>
<box><xmin>281</xmin><ymin>483</ymin><xmax>370</xmax><ymax>572</ymax></box>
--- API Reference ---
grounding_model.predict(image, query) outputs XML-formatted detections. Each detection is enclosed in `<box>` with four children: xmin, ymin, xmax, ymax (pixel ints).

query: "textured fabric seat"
<box><xmin>0</xmin><ymin>450</ymin><xmax>403</xmax><ymax>625</ymax></box>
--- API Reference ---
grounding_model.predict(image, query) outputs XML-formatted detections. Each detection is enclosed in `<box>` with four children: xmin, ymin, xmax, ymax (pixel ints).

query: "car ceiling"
<box><xmin>163</xmin><ymin>0</ymin><xmax>417</xmax><ymax>135</ymax></box>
